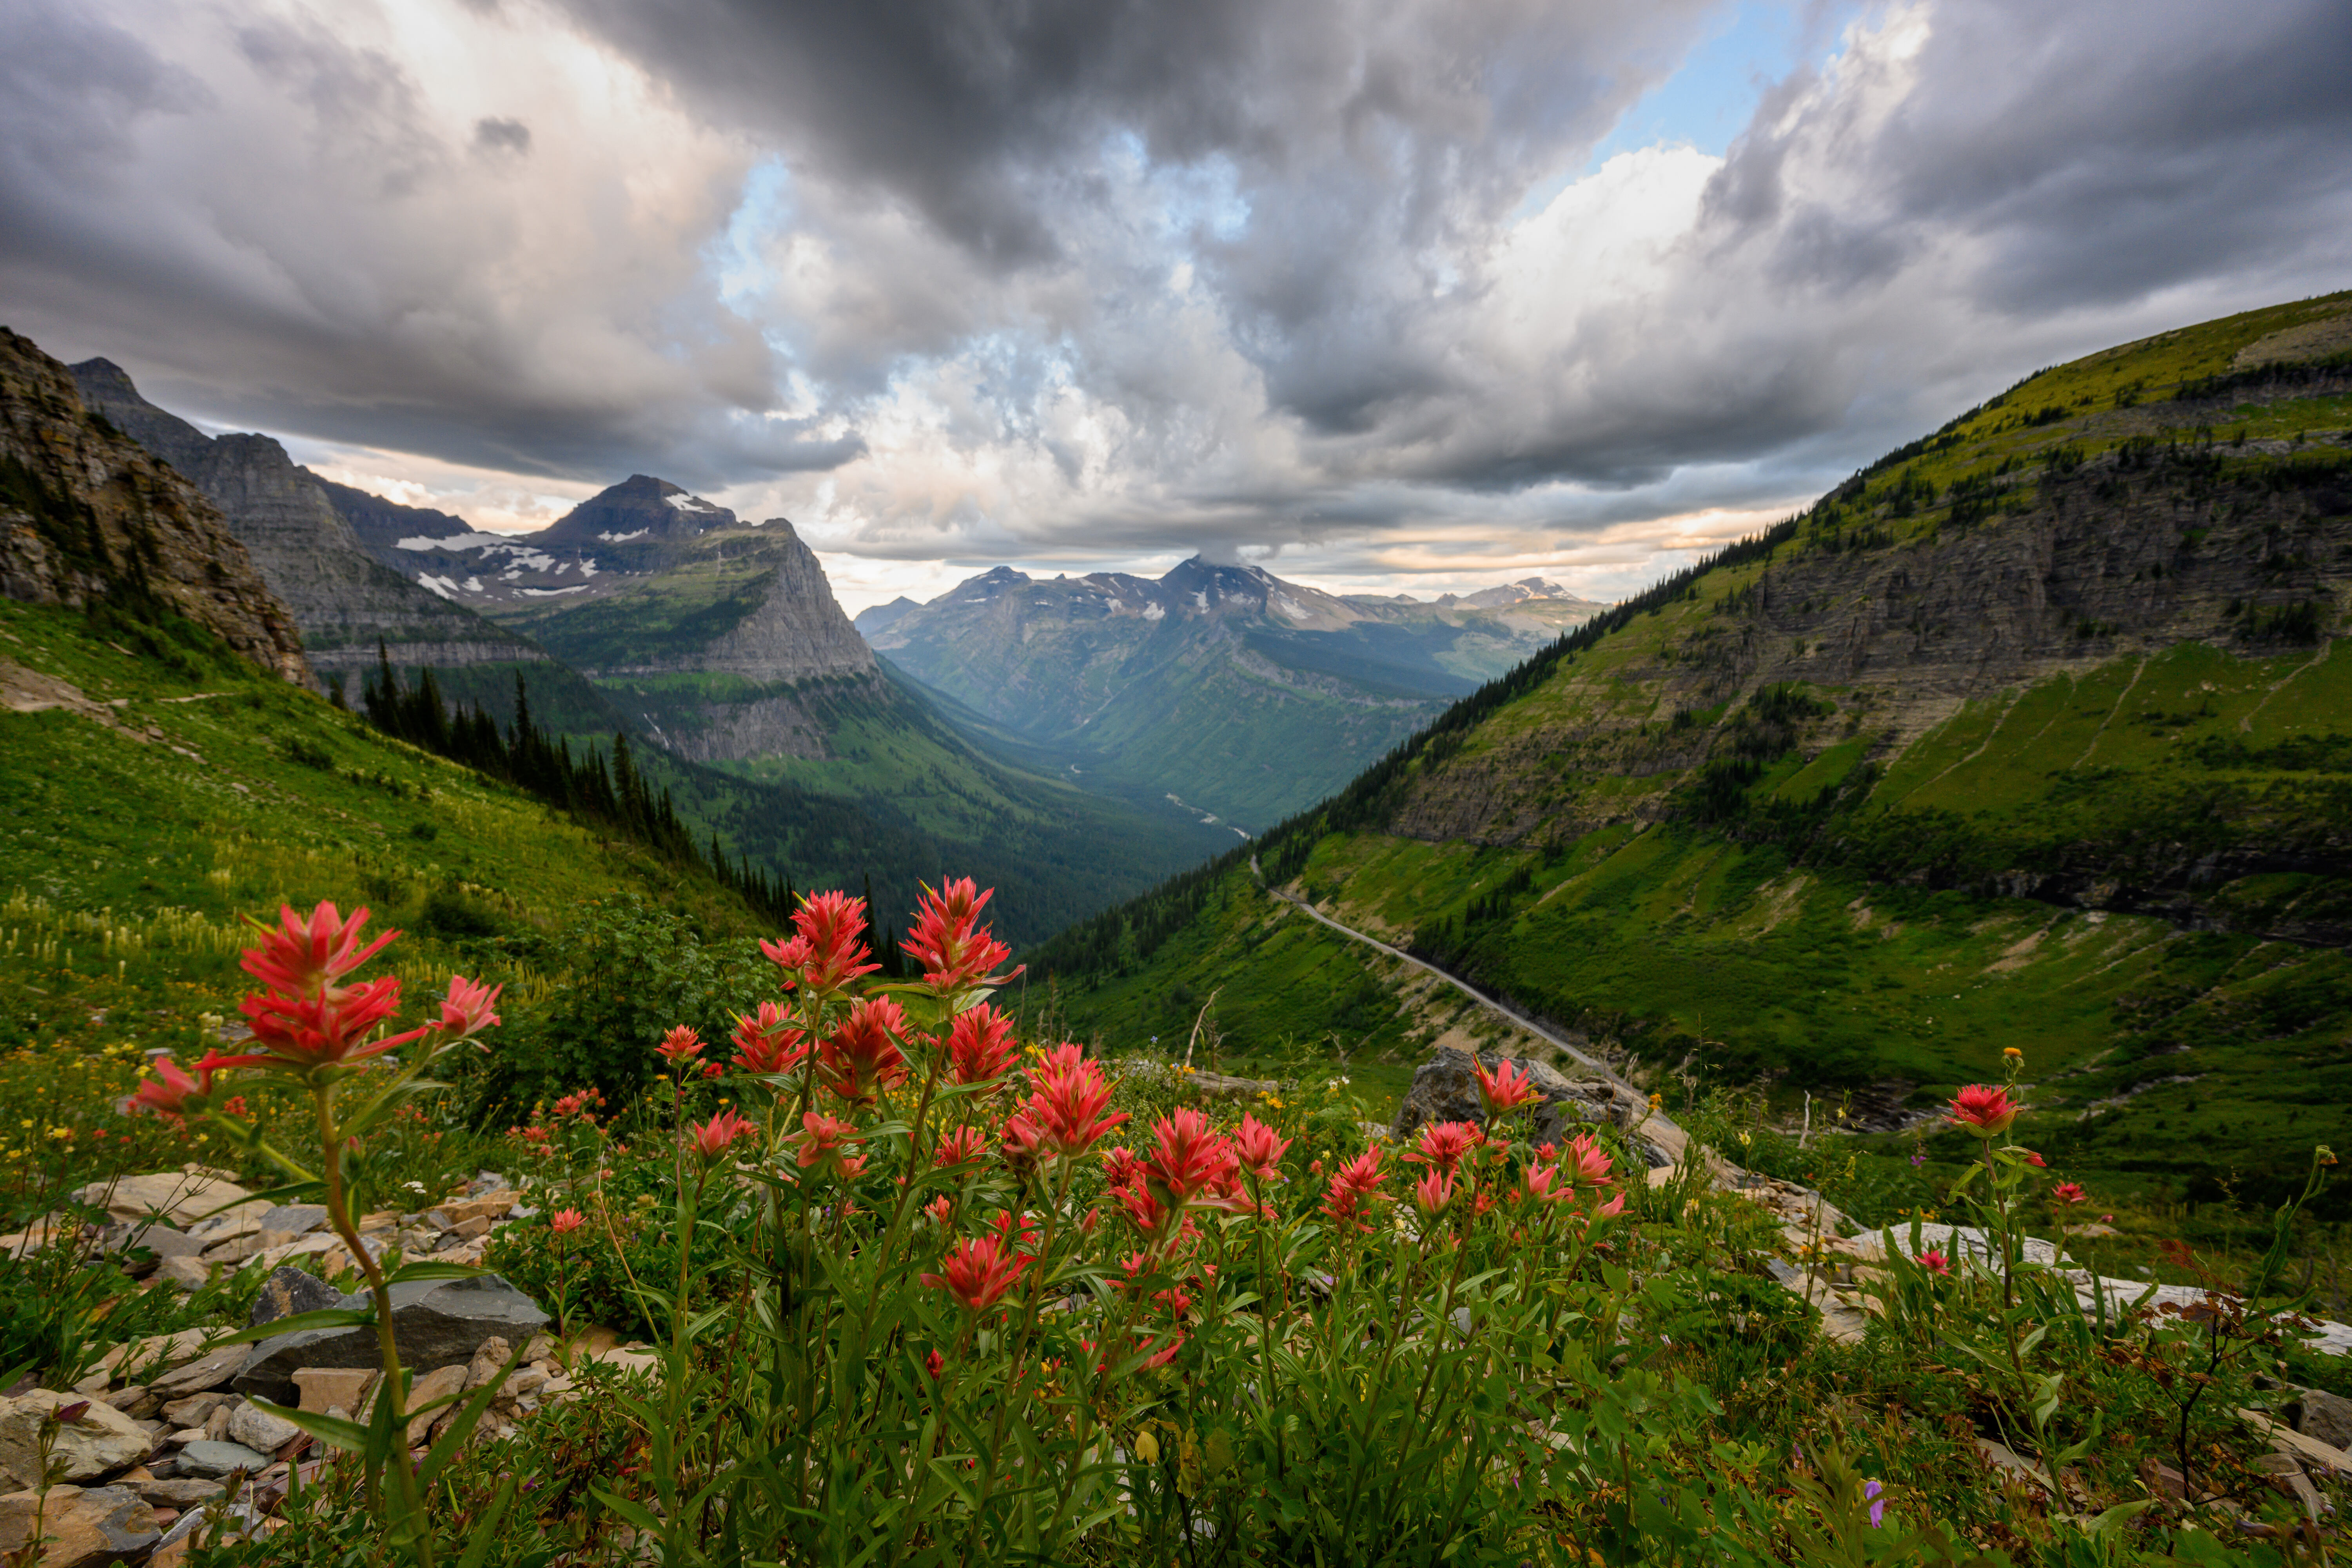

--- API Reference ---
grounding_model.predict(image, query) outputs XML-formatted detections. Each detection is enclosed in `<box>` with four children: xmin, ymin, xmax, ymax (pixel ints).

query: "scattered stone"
<box><xmin>233</xmin><ymin>1275</ymin><xmax>548</xmax><ymax>1401</ymax></box>
<box><xmin>249</xmin><ymin>1267</ymin><xmax>351</xmax><ymax>1328</ymax></box>
<box><xmin>445</xmin><ymin>1216</ymin><xmax>494</xmax><ymax>1243</ymax></box>
<box><xmin>404</xmin><ymin>1366</ymin><xmax>468</xmax><ymax>1445</ymax></box>
<box><xmin>2255</xmin><ymin>1450</ymin><xmax>2326</xmax><ymax>1521</ymax></box>
<box><xmin>2289</xmin><ymin>1387</ymin><xmax>2352</xmax><ymax>1452</ymax></box>
<box><xmin>149</xmin><ymin>1347</ymin><xmax>244</xmax><ymax>1400</ymax></box>
<box><xmin>157</xmin><ymin>1394</ymin><xmax>228</xmax><ymax>1430</ymax></box>
<box><xmin>290</xmin><ymin>1368</ymin><xmax>376</xmax><ymax>1416</ymax></box>
<box><xmin>97</xmin><ymin>1331</ymin><xmax>209</xmax><ymax>1382</ymax></box>
<box><xmin>258</xmin><ymin>1206</ymin><xmax>328</xmax><ymax>1238</ymax></box>
<box><xmin>201</xmin><ymin>1405</ymin><xmax>231</xmax><ymax>1444</ymax></box>
<box><xmin>71</xmin><ymin>1173</ymin><xmax>253</xmax><ymax>1229</ymax></box>
<box><xmin>464</xmin><ymin>1338</ymin><xmax>513</xmax><ymax>1391</ymax></box>
<box><xmin>0</xmin><ymin>1484</ymin><xmax>160</xmax><ymax>1568</ymax></box>
<box><xmin>173</xmin><ymin>1440</ymin><xmax>269</xmax><ymax>1480</ymax></box>
<box><xmin>0</xmin><ymin>1390</ymin><xmax>157</xmax><ymax>1490</ymax></box>
<box><xmin>94</xmin><ymin>1387</ymin><xmax>158</xmax><ymax>1421</ymax></box>
<box><xmin>152</xmin><ymin>1256</ymin><xmax>212</xmax><ymax>1292</ymax></box>
<box><xmin>133</xmin><ymin>1478</ymin><xmax>224</xmax><ymax>1508</ymax></box>
<box><xmin>225</xmin><ymin>1402</ymin><xmax>300</xmax><ymax>1455</ymax></box>
<box><xmin>2245</xmin><ymin>1410</ymin><xmax>2352</xmax><ymax>1476</ymax></box>
<box><xmin>164</xmin><ymin>1430</ymin><xmax>205</xmax><ymax>1449</ymax></box>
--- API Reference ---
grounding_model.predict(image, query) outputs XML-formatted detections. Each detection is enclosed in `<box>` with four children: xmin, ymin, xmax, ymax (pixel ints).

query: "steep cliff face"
<box><xmin>0</xmin><ymin>329</ymin><xmax>306</xmax><ymax>683</ymax></box>
<box><xmin>69</xmin><ymin>360</ymin><xmax>544</xmax><ymax>680</ymax></box>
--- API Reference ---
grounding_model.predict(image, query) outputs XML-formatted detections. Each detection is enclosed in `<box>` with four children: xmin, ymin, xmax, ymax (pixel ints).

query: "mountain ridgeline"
<box><xmin>1027</xmin><ymin>292</ymin><xmax>2352</xmax><ymax>1212</ymax></box>
<box><xmin>861</xmin><ymin>560</ymin><xmax>1605</xmax><ymax>831</ymax></box>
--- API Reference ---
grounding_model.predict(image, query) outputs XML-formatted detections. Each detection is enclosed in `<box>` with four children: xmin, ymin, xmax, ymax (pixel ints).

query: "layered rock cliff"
<box><xmin>68</xmin><ymin>360</ymin><xmax>542</xmax><ymax>681</ymax></box>
<box><xmin>0</xmin><ymin>328</ymin><xmax>307</xmax><ymax>683</ymax></box>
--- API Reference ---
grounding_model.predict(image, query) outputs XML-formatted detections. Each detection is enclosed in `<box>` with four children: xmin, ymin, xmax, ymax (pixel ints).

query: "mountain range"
<box><xmin>860</xmin><ymin>559</ymin><xmax>1606</xmax><ymax>830</ymax></box>
<box><xmin>1028</xmin><ymin>289</ymin><xmax>2352</xmax><ymax>1212</ymax></box>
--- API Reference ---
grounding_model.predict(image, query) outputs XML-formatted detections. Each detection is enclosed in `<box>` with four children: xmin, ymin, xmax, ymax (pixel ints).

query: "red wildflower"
<box><xmin>702</xmin><ymin>1061</ymin><xmax>723</xmax><ymax>1079</ymax></box>
<box><xmin>1522</xmin><ymin>1155</ymin><xmax>1572</xmax><ymax>1206</ymax></box>
<box><xmin>759</xmin><ymin>890</ymin><xmax>880</xmax><ymax>995</ymax></box>
<box><xmin>924</xmin><ymin>1349</ymin><xmax>944</xmax><ymax>1380</ymax></box>
<box><xmin>1321</xmin><ymin>1146</ymin><xmax>1389</xmax><ymax>1232</ymax></box>
<box><xmin>944</xmin><ymin>1004</ymin><xmax>1022</xmax><ymax>1085</ymax></box>
<box><xmin>1945</xmin><ymin>1084</ymin><xmax>2019</xmax><ymax>1137</ymax></box>
<box><xmin>1233</xmin><ymin>1113</ymin><xmax>1290</xmax><ymax>1183</ymax></box>
<box><xmin>2052</xmin><ymin>1181</ymin><xmax>2088</xmax><ymax>1206</ymax></box>
<box><xmin>1474</xmin><ymin>1058</ymin><xmax>1543</xmax><ymax>1116</ymax></box>
<box><xmin>127</xmin><ymin>1055</ymin><xmax>218</xmax><ymax>1120</ymax></box>
<box><xmin>238</xmin><ymin>976</ymin><xmax>418</xmax><ymax>1069</ymax></box>
<box><xmin>1405</xmin><ymin>1120</ymin><xmax>1483</xmax><ymax>1178</ymax></box>
<box><xmin>425</xmin><ymin>975</ymin><xmax>503</xmax><ymax>1041</ymax></box>
<box><xmin>923</xmin><ymin>1231</ymin><xmax>1032</xmax><ymax>1315</ymax></box>
<box><xmin>1140</xmin><ymin>1108</ymin><xmax>1238</xmax><ymax>1207</ymax></box>
<box><xmin>730</xmin><ymin>1001</ymin><xmax>808</xmax><ymax>1076</ymax></box>
<box><xmin>239</xmin><ymin>901</ymin><xmax>399</xmax><ymax>998</ymax></box>
<box><xmin>792</xmin><ymin>1111</ymin><xmax>866</xmax><ymax>1179</ymax></box>
<box><xmin>925</xmin><ymin>1196</ymin><xmax>953</xmax><ymax>1225</ymax></box>
<box><xmin>900</xmin><ymin>878</ymin><xmax>1024</xmax><ymax>994</ymax></box>
<box><xmin>1560</xmin><ymin>1132</ymin><xmax>1614</xmax><ymax>1189</ymax></box>
<box><xmin>688</xmin><ymin>1107</ymin><xmax>757</xmax><ymax>1164</ymax></box>
<box><xmin>932</xmin><ymin>1125</ymin><xmax>991</xmax><ymax>1167</ymax></box>
<box><xmin>656</xmin><ymin>1026</ymin><xmax>705</xmax><ymax>1067</ymax></box>
<box><xmin>818</xmin><ymin>996</ymin><xmax>910</xmax><ymax>1104</ymax></box>
<box><xmin>2022</xmin><ymin>1150</ymin><xmax>2047</xmax><ymax>1168</ymax></box>
<box><xmin>1412</xmin><ymin>1167</ymin><xmax>1453</xmax><ymax>1218</ymax></box>
<box><xmin>1022</xmin><ymin>1050</ymin><xmax>1128</xmax><ymax>1158</ymax></box>
<box><xmin>999</xmin><ymin>1108</ymin><xmax>1050</xmax><ymax>1170</ymax></box>
<box><xmin>550</xmin><ymin>1208</ymin><xmax>586</xmax><ymax>1235</ymax></box>
<box><xmin>1918</xmin><ymin>1249</ymin><xmax>1952</xmax><ymax>1277</ymax></box>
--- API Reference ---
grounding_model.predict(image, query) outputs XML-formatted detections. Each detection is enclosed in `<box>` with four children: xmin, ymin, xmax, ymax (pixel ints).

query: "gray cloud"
<box><xmin>0</xmin><ymin>0</ymin><xmax>2345</xmax><ymax>578</ymax></box>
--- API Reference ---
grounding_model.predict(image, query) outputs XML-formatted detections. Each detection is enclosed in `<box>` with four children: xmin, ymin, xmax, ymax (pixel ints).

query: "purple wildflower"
<box><xmin>1864</xmin><ymin>1479</ymin><xmax>1885</xmax><ymax>1528</ymax></box>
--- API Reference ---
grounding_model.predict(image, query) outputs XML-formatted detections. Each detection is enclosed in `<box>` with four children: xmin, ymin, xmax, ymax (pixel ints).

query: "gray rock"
<box><xmin>225</xmin><ymin>1402</ymin><xmax>299</xmax><ymax>1455</ymax></box>
<box><xmin>1391</xmin><ymin>1046</ymin><xmax>1673</xmax><ymax>1163</ymax></box>
<box><xmin>258</xmin><ymin>1206</ymin><xmax>328</xmax><ymax>1239</ymax></box>
<box><xmin>174</xmin><ymin>1440</ymin><xmax>269</xmax><ymax>1480</ymax></box>
<box><xmin>2290</xmin><ymin>1388</ymin><xmax>2352</xmax><ymax>1452</ymax></box>
<box><xmin>149</xmin><ymin>1347</ymin><xmax>245</xmax><ymax>1399</ymax></box>
<box><xmin>153</xmin><ymin>1256</ymin><xmax>212</xmax><ymax>1292</ymax></box>
<box><xmin>132</xmin><ymin>1477</ymin><xmax>224</xmax><ymax>1508</ymax></box>
<box><xmin>158</xmin><ymin>1394</ymin><xmax>229</xmax><ymax>1428</ymax></box>
<box><xmin>0</xmin><ymin>1484</ymin><xmax>159</xmax><ymax>1568</ymax></box>
<box><xmin>233</xmin><ymin>1275</ymin><xmax>547</xmax><ymax>1402</ymax></box>
<box><xmin>249</xmin><ymin>1267</ymin><xmax>351</xmax><ymax>1328</ymax></box>
<box><xmin>0</xmin><ymin>1392</ymin><xmax>155</xmax><ymax>1489</ymax></box>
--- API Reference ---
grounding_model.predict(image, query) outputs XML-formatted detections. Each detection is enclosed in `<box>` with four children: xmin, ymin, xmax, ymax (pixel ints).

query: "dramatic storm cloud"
<box><xmin>2</xmin><ymin>0</ymin><xmax>2346</xmax><ymax>606</ymax></box>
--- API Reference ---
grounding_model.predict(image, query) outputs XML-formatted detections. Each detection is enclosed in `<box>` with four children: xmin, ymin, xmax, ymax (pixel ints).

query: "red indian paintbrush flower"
<box><xmin>1561</xmin><ymin>1132</ymin><xmax>1614</xmax><ymax>1188</ymax></box>
<box><xmin>240</xmin><ymin>901</ymin><xmax>401</xmax><ymax>998</ymax></box>
<box><xmin>426</xmin><ymin>975</ymin><xmax>503</xmax><ymax>1041</ymax></box>
<box><xmin>900</xmin><ymin>878</ymin><xmax>1024</xmax><ymax>994</ymax></box>
<box><xmin>999</xmin><ymin>1108</ymin><xmax>1050</xmax><ymax>1171</ymax></box>
<box><xmin>933</xmin><ymin>1125</ymin><xmax>991</xmax><ymax>1167</ymax></box>
<box><xmin>1945</xmin><ymin>1084</ymin><xmax>2020</xmax><ymax>1137</ymax></box>
<box><xmin>656</xmin><ymin>1025</ymin><xmax>705</xmax><ymax>1067</ymax></box>
<box><xmin>1232</xmin><ymin>1113</ymin><xmax>1289</xmax><ymax>1182</ymax></box>
<box><xmin>759</xmin><ymin>890</ymin><xmax>881</xmax><ymax>995</ymax></box>
<box><xmin>1406</xmin><ymin>1120</ymin><xmax>1483</xmax><ymax>1178</ymax></box>
<box><xmin>127</xmin><ymin>1054</ymin><xmax>224</xmax><ymax>1120</ymax></box>
<box><xmin>1918</xmin><ymin>1249</ymin><xmax>1952</xmax><ymax>1277</ymax></box>
<box><xmin>1474</xmin><ymin>1058</ymin><xmax>1543</xmax><ymax>1116</ymax></box>
<box><xmin>688</xmin><ymin>1107</ymin><xmax>757</xmax><ymax>1163</ymax></box>
<box><xmin>792</xmin><ymin>1111</ymin><xmax>865</xmax><ymax>1178</ymax></box>
<box><xmin>2052</xmin><ymin>1181</ymin><xmax>2088</xmax><ymax>1205</ymax></box>
<box><xmin>922</xmin><ymin>1230</ymin><xmax>1031</xmax><ymax>1315</ymax></box>
<box><xmin>1411</xmin><ymin>1167</ymin><xmax>1454</xmax><ymax>1218</ymax></box>
<box><xmin>818</xmin><ymin>995</ymin><xmax>910</xmax><ymax>1104</ymax></box>
<box><xmin>1321</xmin><ymin>1145</ymin><xmax>1388</xmax><ymax>1232</ymax></box>
<box><xmin>550</xmin><ymin>1208</ymin><xmax>586</xmax><ymax>1235</ymax></box>
<box><xmin>730</xmin><ymin>1001</ymin><xmax>808</xmax><ymax>1076</ymax></box>
<box><xmin>944</xmin><ymin>1003</ymin><xmax>1022</xmax><ymax>1086</ymax></box>
<box><xmin>239</xmin><ymin>975</ymin><xmax>418</xmax><ymax>1069</ymax></box>
<box><xmin>1141</xmin><ymin>1107</ymin><xmax>1238</xmax><ymax>1207</ymax></box>
<box><xmin>1027</xmin><ymin>1054</ymin><xmax>1129</xmax><ymax>1158</ymax></box>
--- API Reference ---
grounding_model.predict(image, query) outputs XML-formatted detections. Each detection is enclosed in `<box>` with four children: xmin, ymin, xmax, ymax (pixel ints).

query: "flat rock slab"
<box><xmin>0</xmin><ymin>1485</ymin><xmax>159</xmax><ymax>1568</ymax></box>
<box><xmin>72</xmin><ymin>1173</ymin><xmax>252</xmax><ymax>1228</ymax></box>
<box><xmin>234</xmin><ymin>1275</ymin><xmax>547</xmax><ymax>1401</ymax></box>
<box><xmin>149</xmin><ymin>1347</ymin><xmax>246</xmax><ymax>1399</ymax></box>
<box><xmin>174</xmin><ymin>1440</ymin><xmax>269</xmax><ymax>1480</ymax></box>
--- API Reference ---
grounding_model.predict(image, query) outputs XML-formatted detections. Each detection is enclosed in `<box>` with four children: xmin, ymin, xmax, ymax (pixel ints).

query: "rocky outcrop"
<box><xmin>586</xmin><ymin>521</ymin><xmax>876</xmax><ymax>683</ymax></box>
<box><xmin>1390</xmin><ymin>1045</ymin><xmax>1680</xmax><ymax>1167</ymax></box>
<box><xmin>0</xmin><ymin>330</ymin><xmax>307</xmax><ymax>683</ymax></box>
<box><xmin>67</xmin><ymin>359</ymin><xmax>544</xmax><ymax>682</ymax></box>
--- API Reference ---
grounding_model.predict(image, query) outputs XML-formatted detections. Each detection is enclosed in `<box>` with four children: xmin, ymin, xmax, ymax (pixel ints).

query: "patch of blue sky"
<box><xmin>1514</xmin><ymin>0</ymin><xmax>1860</xmax><ymax>221</ymax></box>
<box><xmin>1104</xmin><ymin>130</ymin><xmax>1250</xmax><ymax>244</ymax></box>
<box><xmin>711</xmin><ymin>156</ymin><xmax>794</xmax><ymax>314</ymax></box>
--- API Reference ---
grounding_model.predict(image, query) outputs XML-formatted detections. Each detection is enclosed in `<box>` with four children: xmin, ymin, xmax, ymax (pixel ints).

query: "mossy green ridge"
<box><xmin>1029</xmin><ymin>292</ymin><xmax>2352</xmax><ymax>1212</ymax></box>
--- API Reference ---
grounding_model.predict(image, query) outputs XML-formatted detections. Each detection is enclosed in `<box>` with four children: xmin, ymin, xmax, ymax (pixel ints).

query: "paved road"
<box><xmin>1248</xmin><ymin>855</ymin><xmax>1617</xmax><ymax>1076</ymax></box>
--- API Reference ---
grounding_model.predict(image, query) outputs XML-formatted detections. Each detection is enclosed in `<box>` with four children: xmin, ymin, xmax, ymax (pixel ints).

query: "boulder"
<box><xmin>1390</xmin><ymin>1047</ymin><xmax>1676</xmax><ymax>1164</ymax></box>
<box><xmin>172</xmin><ymin>1441</ymin><xmax>267</xmax><ymax>1481</ymax></box>
<box><xmin>2289</xmin><ymin>1387</ymin><xmax>2352</xmax><ymax>1452</ymax></box>
<box><xmin>249</xmin><ymin>1267</ymin><xmax>350</xmax><ymax>1328</ymax></box>
<box><xmin>0</xmin><ymin>1485</ymin><xmax>160</xmax><ymax>1568</ymax></box>
<box><xmin>70</xmin><ymin>1174</ymin><xmax>252</xmax><ymax>1229</ymax></box>
<box><xmin>232</xmin><ymin>1276</ymin><xmax>547</xmax><ymax>1401</ymax></box>
<box><xmin>0</xmin><ymin>1392</ymin><xmax>156</xmax><ymax>1489</ymax></box>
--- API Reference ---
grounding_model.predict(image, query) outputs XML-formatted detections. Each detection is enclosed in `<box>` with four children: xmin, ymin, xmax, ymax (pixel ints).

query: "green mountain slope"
<box><xmin>1026</xmin><ymin>291</ymin><xmax>2352</xmax><ymax>1210</ymax></box>
<box><xmin>864</xmin><ymin>558</ymin><xmax>1603</xmax><ymax>831</ymax></box>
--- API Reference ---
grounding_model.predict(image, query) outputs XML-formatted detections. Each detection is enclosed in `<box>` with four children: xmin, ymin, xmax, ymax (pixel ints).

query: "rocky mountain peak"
<box><xmin>534</xmin><ymin>474</ymin><xmax>736</xmax><ymax>548</ymax></box>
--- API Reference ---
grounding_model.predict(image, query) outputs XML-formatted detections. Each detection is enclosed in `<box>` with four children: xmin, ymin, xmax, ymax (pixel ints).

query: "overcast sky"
<box><xmin>4</xmin><ymin>0</ymin><xmax>2347</xmax><ymax>612</ymax></box>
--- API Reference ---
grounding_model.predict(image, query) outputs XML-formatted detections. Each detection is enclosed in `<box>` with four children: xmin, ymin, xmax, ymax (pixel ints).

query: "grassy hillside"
<box><xmin>1027</xmin><ymin>292</ymin><xmax>2352</xmax><ymax>1214</ymax></box>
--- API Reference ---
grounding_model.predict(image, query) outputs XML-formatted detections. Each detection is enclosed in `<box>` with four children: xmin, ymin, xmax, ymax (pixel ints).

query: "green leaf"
<box><xmin>454</xmin><ymin>1474</ymin><xmax>519</xmax><ymax>1568</ymax></box>
<box><xmin>203</xmin><ymin>1308</ymin><xmax>374</xmax><ymax>1348</ymax></box>
<box><xmin>245</xmin><ymin>1396</ymin><xmax>370</xmax><ymax>1454</ymax></box>
<box><xmin>383</xmin><ymin>1260</ymin><xmax>489</xmax><ymax>1286</ymax></box>
<box><xmin>2082</xmin><ymin>1498</ymin><xmax>2155</xmax><ymax>1537</ymax></box>
<box><xmin>588</xmin><ymin>1484</ymin><xmax>665</xmax><ymax>1537</ymax></box>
